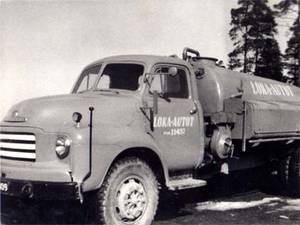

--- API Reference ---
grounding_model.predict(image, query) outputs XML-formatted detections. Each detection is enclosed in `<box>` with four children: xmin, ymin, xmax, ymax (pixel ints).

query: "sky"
<box><xmin>0</xmin><ymin>0</ymin><xmax>290</xmax><ymax>120</ymax></box>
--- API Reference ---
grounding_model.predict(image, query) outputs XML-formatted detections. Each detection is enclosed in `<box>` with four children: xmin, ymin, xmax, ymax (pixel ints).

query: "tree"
<box><xmin>255</xmin><ymin>39</ymin><xmax>283</xmax><ymax>81</ymax></box>
<box><xmin>275</xmin><ymin>0</ymin><xmax>300</xmax><ymax>86</ymax></box>
<box><xmin>228</xmin><ymin>0</ymin><xmax>283</xmax><ymax>81</ymax></box>
<box><xmin>228</xmin><ymin>0</ymin><xmax>254</xmax><ymax>73</ymax></box>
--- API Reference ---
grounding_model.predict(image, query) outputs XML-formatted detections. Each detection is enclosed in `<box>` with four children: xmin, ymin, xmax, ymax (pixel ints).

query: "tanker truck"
<box><xmin>1</xmin><ymin>47</ymin><xmax>300</xmax><ymax>225</ymax></box>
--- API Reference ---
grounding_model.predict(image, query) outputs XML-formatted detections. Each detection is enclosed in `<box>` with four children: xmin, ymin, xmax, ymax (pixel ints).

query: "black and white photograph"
<box><xmin>1</xmin><ymin>0</ymin><xmax>300</xmax><ymax>224</ymax></box>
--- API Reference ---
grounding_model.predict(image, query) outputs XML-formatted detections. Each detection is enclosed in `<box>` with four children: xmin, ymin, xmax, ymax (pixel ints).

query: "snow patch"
<box><xmin>278</xmin><ymin>199</ymin><xmax>300</xmax><ymax>211</ymax></box>
<box><xmin>279</xmin><ymin>215</ymin><xmax>289</xmax><ymax>219</ymax></box>
<box><xmin>286</xmin><ymin>199</ymin><xmax>300</xmax><ymax>205</ymax></box>
<box><xmin>196</xmin><ymin>197</ymin><xmax>282</xmax><ymax>211</ymax></box>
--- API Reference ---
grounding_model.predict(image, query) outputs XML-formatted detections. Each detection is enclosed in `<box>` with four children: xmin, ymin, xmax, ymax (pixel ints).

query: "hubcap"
<box><xmin>115</xmin><ymin>177</ymin><xmax>147</xmax><ymax>222</ymax></box>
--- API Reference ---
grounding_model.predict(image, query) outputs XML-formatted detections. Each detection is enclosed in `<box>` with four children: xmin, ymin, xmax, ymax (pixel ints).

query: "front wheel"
<box><xmin>95</xmin><ymin>157</ymin><xmax>159</xmax><ymax>225</ymax></box>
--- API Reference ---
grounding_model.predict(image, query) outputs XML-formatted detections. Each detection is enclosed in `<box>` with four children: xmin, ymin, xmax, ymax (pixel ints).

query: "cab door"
<box><xmin>145</xmin><ymin>64</ymin><xmax>204</xmax><ymax>171</ymax></box>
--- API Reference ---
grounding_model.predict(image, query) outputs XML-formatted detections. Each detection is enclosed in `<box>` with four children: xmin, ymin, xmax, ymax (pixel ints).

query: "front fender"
<box><xmin>72</xmin><ymin>127</ymin><xmax>168</xmax><ymax>192</ymax></box>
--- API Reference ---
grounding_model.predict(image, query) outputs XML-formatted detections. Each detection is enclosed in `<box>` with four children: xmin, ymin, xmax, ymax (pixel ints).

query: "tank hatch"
<box><xmin>193</xmin><ymin>57</ymin><xmax>218</xmax><ymax>67</ymax></box>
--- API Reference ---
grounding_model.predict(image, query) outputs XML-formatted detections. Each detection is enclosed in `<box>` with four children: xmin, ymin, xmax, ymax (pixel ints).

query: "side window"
<box><xmin>97</xmin><ymin>75</ymin><xmax>111</xmax><ymax>89</ymax></box>
<box><xmin>76</xmin><ymin>65</ymin><xmax>101</xmax><ymax>93</ymax></box>
<box><xmin>77</xmin><ymin>74</ymin><xmax>98</xmax><ymax>93</ymax></box>
<box><xmin>151</xmin><ymin>67</ymin><xmax>189</xmax><ymax>99</ymax></box>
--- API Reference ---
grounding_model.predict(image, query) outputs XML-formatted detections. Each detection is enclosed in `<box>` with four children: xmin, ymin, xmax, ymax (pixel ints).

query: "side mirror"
<box><xmin>168</xmin><ymin>67</ymin><xmax>178</xmax><ymax>76</ymax></box>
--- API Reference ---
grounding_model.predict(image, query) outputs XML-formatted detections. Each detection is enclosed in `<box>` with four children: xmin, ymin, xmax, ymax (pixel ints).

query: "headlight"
<box><xmin>55</xmin><ymin>136</ymin><xmax>71</xmax><ymax>159</ymax></box>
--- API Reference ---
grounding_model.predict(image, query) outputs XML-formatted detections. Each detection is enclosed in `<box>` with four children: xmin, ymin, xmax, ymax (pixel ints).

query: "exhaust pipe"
<box><xmin>79</xmin><ymin>106</ymin><xmax>94</xmax><ymax>203</ymax></box>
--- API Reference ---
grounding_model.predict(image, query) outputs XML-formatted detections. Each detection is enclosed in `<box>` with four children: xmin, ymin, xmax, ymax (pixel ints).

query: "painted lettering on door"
<box><xmin>154</xmin><ymin>116</ymin><xmax>194</xmax><ymax>136</ymax></box>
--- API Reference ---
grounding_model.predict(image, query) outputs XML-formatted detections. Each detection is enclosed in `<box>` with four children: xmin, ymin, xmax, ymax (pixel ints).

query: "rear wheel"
<box><xmin>288</xmin><ymin>147</ymin><xmax>300</xmax><ymax>197</ymax></box>
<box><xmin>278</xmin><ymin>155</ymin><xmax>291</xmax><ymax>191</ymax></box>
<box><xmin>95</xmin><ymin>157</ymin><xmax>159</xmax><ymax>225</ymax></box>
<box><xmin>278</xmin><ymin>145</ymin><xmax>300</xmax><ymax>197</ymax></box>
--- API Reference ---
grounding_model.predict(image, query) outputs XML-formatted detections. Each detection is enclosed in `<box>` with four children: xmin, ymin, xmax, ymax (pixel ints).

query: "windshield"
<box><xmin>96</xmin><ymin>63</ymin><xmax>144</xmax><ymax>91</ymax></box>
<box><xmin>74</xmin><ymin>63</ymin><xmax>144</xmax><ymax>93</ymax></box>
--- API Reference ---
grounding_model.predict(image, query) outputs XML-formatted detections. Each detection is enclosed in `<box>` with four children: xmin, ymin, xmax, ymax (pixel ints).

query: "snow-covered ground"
<box><xmin>153</xmin><ymin>191</ymin><xmax>300</xmax><ymax>225</ymax></box>
<box><xmin>196</xmin><ymin>197</ymin><xmax>300</xmax><ymax>212</ymax></box>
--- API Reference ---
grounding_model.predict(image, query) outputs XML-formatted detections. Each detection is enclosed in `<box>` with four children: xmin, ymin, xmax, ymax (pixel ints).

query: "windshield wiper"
<box><xmin>94</xmin><ymin>89</ymin><xmax>119</xmax><ymax>94</ymax></box>
<box><xmin>77</xmin><ymin>89</ymin><xmax>92</xmax><ymax>94</ymax></box>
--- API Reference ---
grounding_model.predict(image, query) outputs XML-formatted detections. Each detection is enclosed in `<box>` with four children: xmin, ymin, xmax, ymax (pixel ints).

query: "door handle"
<box><xmin>190</xmin><ymin>101</ymin><xmax>198</xmax><ymax>115</ymax></box>
<box><xmin>190</xmin><ymin>107</ymin><xmax>197</xmax><ymax>115</ymax></box>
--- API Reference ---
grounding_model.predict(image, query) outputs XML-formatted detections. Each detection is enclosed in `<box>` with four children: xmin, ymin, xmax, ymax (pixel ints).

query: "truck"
<box><xmin>1</xmin><ymin>47</ymin><xmax>300</xmax><ymax>225</ymax></box>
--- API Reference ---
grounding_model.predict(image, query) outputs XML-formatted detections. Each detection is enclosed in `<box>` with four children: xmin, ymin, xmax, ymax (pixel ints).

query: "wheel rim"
<box><xmin>114</xmin><ymin>176</ymin><xmax>147</xmax><ymax>223</ymax></box>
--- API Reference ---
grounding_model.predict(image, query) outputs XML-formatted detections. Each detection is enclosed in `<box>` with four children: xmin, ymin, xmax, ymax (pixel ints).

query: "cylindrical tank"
<box><xmin>191</xmin><ymin>57</ymin><xmax>300</xmax><ymax>114</ymax></box>
<box><xmin>190</xmin><ymin>57</ymin><xmax>300</xmax><ymax>139</ymax></box>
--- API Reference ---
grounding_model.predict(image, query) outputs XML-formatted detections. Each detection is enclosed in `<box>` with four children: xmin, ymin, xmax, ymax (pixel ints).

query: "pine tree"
<box><xmin>228</xmin><ymin>0</ymin><xmax>254</xmax><ymax>73</ymax></box>
<box><xmin>285</xmin><ymin>19</ymin><xmax>300</xmax><ymax>83</ymax></box>
<box><xmin>228</xmin><ymin>0</ymin><xmax>283</xmax><ymax>81</ymax></box>
<box><xmin>255</xmin><ymin>39</ymin><xmax>283</xmax><ymax>80</ymax></box>
<box><xmin>275</xmin><ymin>0</ymin><xmax>300</xmax><ymax>86</ymax></box>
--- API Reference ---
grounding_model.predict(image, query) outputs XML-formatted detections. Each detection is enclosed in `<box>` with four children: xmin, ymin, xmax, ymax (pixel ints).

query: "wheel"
<box><xmin>278</xmin><ymin>155</ymin><xmax>291</xmax><ymax>191</ymax></box>
<box><xmin>95</xmin><ymin>157</ymin><xmax>159</xmax><ymax>225</ymax></box>
<box><xmin>278</xmin><ymin>145</ymin><xmax>300</xmax><ymax>197</ymax></box>
<box><xmin>288</xmin><ymin>147</ymin><xmax>300</xmax><ymax>197</ymax></box>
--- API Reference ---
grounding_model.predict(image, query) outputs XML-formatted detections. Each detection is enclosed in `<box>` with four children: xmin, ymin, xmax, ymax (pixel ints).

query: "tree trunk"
<box><xmin>298</xmin><ymin>0</ymin><xmax>300</xmax><ymax>86</ymax></box>
<box><xmin>254</xmin><ymin>45</ymin><xmax>259</xmax><ymax>75</ymax></box>
<box><xmin>243</xmin><ymin>3</ymin><xmax>250</xmax><ymax>74</ymax></box>
<box><xmin>244</xmin><ymin>30</ymin><xmax>248</xmax><ymax>73</ymax></box>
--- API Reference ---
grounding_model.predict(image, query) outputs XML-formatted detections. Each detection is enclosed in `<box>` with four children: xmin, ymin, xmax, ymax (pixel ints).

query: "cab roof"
<box><xmin>86</xmin><ymin>54</ymin><xmax>188</xmax><ymax>68</ymax></box>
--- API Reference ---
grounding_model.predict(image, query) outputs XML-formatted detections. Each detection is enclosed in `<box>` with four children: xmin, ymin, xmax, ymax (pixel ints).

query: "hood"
<box><xmin>2</xmin><ymin>93</ymin><xmax>140</xmax><ymax>132</ymax></box>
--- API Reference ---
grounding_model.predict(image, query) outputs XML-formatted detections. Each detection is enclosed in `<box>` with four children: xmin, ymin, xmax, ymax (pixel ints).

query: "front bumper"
<box><xmin>0</xmin><ymin>177</ymin><xmax>79</xmax><ymax>200</ymax></box>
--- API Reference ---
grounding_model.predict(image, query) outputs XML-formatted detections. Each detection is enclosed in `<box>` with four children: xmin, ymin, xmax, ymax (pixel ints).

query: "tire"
<box><xmin>278</xmin><ymin>145</ymin><xmax>300</xmax><ymax>197</ymax></box>
<box><xmin>288</xmin><ymin>147</ymin><xmax>300</xmax><ymax>197</ymax></box>
<box><xmin>278</xmin><ymin>155</ymin><xmax>291</xmax><ymax>191</ymax></box>
<box><xmin>94</xmin><ymin>157</ymin><xmax>159</xmax><ymax>225</ymax></box>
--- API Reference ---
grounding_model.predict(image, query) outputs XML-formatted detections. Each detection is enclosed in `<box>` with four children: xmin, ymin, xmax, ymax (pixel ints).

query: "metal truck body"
<box><xmin>1</xmin><ymin>48</ymin><xmax>300</xmax><ymax>225</ymax></box>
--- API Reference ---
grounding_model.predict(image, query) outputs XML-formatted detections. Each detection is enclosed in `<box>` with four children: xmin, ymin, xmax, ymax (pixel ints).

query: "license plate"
<box><xmin>0</xmin><ymin>181</ymin><xmax>8</xmax><ymax>192</ymax></box>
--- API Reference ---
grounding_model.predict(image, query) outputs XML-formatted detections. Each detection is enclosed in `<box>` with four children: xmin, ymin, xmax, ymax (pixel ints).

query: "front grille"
<box><xmin>0</xmin><ymin>132</ymin><xmax>36</xmax><ymax>161</ymax></box>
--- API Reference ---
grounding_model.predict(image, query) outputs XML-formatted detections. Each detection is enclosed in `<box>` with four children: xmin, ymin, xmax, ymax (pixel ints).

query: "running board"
<box><xmin>168</xmin><ymin>178</ymin><xmax>207</xmax><ymax>191</ymax></box>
